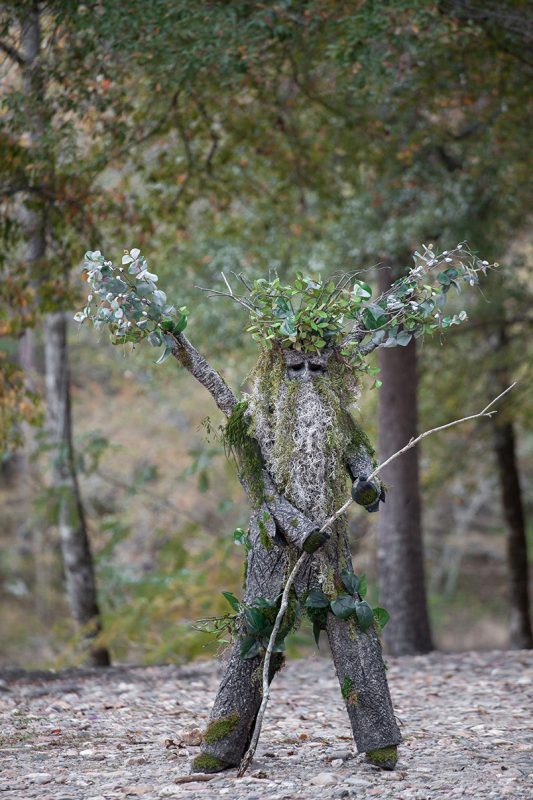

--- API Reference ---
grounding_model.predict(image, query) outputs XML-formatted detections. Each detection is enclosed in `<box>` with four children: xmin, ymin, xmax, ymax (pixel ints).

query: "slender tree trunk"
<box><xmin>19</xmin><ymin>4</ymin><xmax>110</xmax><ymax>665</ymax></box>
<box><xmin>491</xmin><ymin>328</ymin><xmax>532</xmax><ymax>649</ymax></box>
<box><xmin>44</xmin><ymin>312</ymin><xmax>110</xmax><ymax>665</ymax></box>
<box><xmin>377</xmin><ymin>265</ymin><xmax>433</xmax><ymax>655</ymax></box>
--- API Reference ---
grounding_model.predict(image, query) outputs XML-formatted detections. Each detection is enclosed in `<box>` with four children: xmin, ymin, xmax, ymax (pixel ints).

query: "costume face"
<box><xmin>283</xmin><ymin>350</ymin><xmax>331</xmax><ymax>382</ymax></box>
<box><xmin>248</xmin><ymin>348</ymin><xmax>352</xmax><ymax>521</ymax></box>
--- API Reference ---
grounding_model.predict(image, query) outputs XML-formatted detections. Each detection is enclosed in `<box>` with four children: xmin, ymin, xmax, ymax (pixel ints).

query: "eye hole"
<box><xmin>291</xmin><ymin>363</ymin><xmax>304</xmax><ymax>372</ymax></box>
<box><xmin>309</xmin><ymin>363</ymin><xmax>324</xmax><ymax>373</ymax></box>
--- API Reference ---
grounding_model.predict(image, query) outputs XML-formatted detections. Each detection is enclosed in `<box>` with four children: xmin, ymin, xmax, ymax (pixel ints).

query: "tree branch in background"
<box><xmin>236</xmin><ymin>381</ymin><xmax>517</xmax><ymax>777</ymax></box>
<box><xmin>0</xmin><ymin>38</ymin><xmax>25</xmax><ymax>65</ymax></box>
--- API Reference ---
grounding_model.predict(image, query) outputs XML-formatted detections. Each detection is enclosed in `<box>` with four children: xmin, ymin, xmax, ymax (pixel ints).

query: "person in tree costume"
<box><xmin>194</xmin><ymin>343</ymin><xmax>400</xmax><ymax>773</ymax></box>
<box><xmin>78</xmin><ymin>243</ymin><xmax>493</xmax><ymax>774</ymax></box>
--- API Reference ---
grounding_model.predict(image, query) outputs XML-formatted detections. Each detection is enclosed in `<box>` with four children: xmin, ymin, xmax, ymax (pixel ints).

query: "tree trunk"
<box><xmin>44</xmin><ymin>312</ymin><xmax>110</xmax><ymax>665</ymax></box>
<box><xmin>377</xmin><ymin>266</ymin><xmax>433</xmax><ymax>655</ymax></box>
<box><xmin>18</xmin><ymin>5</ymin><xmax>109</xmax><ymax>666</ymax></box>
<box><xmin>491</xmin><ymin>327</ymin><xmax>532</xmax><ymax>649</ymax></box>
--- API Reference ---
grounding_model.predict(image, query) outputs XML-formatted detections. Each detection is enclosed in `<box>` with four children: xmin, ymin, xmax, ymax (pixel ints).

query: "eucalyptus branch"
<box><xmin>237</xmin><ymin>381</ymin><xmax>517</xmax><ymax>777</ymax></box>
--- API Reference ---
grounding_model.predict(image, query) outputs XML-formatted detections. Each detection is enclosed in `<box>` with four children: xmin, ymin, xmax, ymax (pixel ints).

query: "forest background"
<box><xmin>0</xmin><ymin>0</ymin><xmax>531</xmax><ymax>669</ymax></box>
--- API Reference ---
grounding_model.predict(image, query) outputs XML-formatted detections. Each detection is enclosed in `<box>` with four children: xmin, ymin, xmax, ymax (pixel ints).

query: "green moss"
<box><xmin>302</xmin><ymin>528</ymin><xmax>325</xmax><ymax>554</ymax></box>
<box><xmin>223</xmin><ymin>400</ymin><xmax>264</xmax><ymax>507</ymax></box>
<box><xmin>321</xmin><ymin>564</ymin><xmax>337</xmax><ymax>599</ymax></box>
<box><xmin>366</xmin><ymin>746</ymin><xmax>398</xmax><ymax>768</ymax></box>
<box><xmin>191</xmin><ymin>753</ymin><xmax>229</xmax><ymax>773</ymax></box>
<box><xmin>341</xmin><ymin>675</ymin><xmax>359</xmax><ymax>706</ymax></box>
<box><xmin>258</xmin><ymin>518</ymin><xmax>273</xmax><ymax>550</ymax></box>
<box><xmin>348</xmin><ymin>617</ymin><xmax>358</xmax><ymax>641</ymax></box>
<box><xmin>203</xmin><ymin>712</ymin><xmax>240</xmax><ymax>744</ymax></box>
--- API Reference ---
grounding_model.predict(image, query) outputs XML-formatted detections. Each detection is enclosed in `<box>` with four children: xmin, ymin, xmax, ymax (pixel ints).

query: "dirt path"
<box><xmin>0</xmin><ymin>650</ymin><xmax>531</xmax><ymax>799</ymax></box>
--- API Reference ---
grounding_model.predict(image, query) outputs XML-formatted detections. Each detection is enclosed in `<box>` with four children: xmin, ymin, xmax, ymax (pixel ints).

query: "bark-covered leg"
<box><xmin>326</xmin><ymin>613</ymin><xmax>401</xmax><ymax>764</ymax></box>
<box><xmin>193</xmin><ymin>533</ymin><xmax>289</xmax><ymax>773</ymax></box>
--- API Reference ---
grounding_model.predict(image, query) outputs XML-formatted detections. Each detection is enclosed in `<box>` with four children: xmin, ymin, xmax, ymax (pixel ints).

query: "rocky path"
<box><xmin>0</xmin><ymin>650</ymin><xmax>531</xmax><ymax>799</ymax></box>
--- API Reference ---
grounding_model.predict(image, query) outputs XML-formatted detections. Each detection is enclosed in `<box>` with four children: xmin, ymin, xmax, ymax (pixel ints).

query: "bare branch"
<box><xmin>0</xmin><ymin>39</ymin><xmax>25</xmax><ymax>65</ymax></box>
<box><xmin>238</xmin><ymin>381</ymin><xmax>517</xmax><ymax>776</ymax></box>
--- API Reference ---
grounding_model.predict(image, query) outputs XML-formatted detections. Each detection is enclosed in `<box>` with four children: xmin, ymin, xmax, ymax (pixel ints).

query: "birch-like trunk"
<box><xmin>377</xmin><ymin>265</ymin><xmax>433</xmax><ymax>655</ymax></box>
<box><xmin>44</xmin><ymin>312</ymin><xmax>110</xmax><ymax>665</ymax></box>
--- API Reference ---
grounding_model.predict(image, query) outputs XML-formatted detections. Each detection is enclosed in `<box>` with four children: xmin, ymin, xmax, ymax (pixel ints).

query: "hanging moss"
<box><xmin>223</xmin><ymin>400</ymin><xmax>264</xmax><ymax>507</ymax></box>
<box><xmin>203</xmin><ymin>712</ymin><xmax>240</xmax><ymax>744</ymax></box>
<box><xmin>191</xmin><ymin>753</ymin><xmax>229</xmax><ymax>773</ymax></box>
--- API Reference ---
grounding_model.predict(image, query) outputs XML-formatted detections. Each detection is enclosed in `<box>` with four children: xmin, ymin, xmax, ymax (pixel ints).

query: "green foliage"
<box><xmin>239</xmin><ymin>593</ymin><xmax>298</xmax><ymax>659</ymax></box>
<box><xmin>76</xmin><ymin>249</ymin><xmax>188</xmax><ymax>363</ymax></box>
<box><xmin>306</xmin><ymin>569</ymin><xmax>388</xmax><ymax>637</ymax></box>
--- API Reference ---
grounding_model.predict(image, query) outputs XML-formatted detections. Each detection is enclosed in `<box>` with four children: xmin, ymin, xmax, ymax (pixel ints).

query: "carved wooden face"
<box><xmin>283</xmin><ymin>351</ymin><xmax>331</xmax><ymax>381</ymax></box>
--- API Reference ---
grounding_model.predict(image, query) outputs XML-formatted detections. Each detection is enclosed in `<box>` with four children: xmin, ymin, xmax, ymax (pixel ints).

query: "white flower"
<box><xmin>73</xmin><ymin>311</ymin><xmax>86</xmax><ymax>322</ymax></box>
<box><xmin>130</xmin><ymin>248</ymin><xmax>140</xmax><ymax>259</ymax></box>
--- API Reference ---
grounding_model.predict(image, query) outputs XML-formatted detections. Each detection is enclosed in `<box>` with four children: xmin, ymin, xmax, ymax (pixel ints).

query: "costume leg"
<box><xmin>326</xmin><ymin>613</ymin><xmax>401</xmax><ymax>754</ymax></box>
<box><xmin>193</xmin><ymin>537</ymin><xmax>288</xmax><ymax>773</ymax></box>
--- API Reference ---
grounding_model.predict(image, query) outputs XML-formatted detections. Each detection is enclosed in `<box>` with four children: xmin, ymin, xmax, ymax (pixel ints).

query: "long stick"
<box><xmin>237</xmin><ymin>382</ymin><xmax>516</xmax><ymax>777</ymax></box>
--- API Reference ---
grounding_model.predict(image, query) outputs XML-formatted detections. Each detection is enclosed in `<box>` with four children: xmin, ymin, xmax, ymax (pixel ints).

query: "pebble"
<box><xmin>310</xmin><ymin>772</ymin><xmax>338</xmax><ymax>786</ymax></box>
<box><xmin>0</xmin><ymin>651</ymin><xmax>531</xmax><ymax>800</ymax></box>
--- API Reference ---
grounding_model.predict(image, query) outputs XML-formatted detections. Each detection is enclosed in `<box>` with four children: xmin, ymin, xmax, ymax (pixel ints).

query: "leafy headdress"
<box><xmin>77</xmin><ymin>242</ymin><xmax>494</xmax><ymax>381</ymax></box>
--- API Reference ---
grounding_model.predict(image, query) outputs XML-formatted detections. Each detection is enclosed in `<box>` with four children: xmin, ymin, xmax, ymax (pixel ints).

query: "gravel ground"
<box><xmin>0</xmin><ymin>650</ymin><xmax>531</xmax><ymax>799</ymax></box>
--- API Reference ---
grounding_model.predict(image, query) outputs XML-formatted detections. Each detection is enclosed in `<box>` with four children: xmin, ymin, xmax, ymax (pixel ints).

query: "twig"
<box><xmin>175</xmin><ymin>773</ymin><xmax>218</xmax><ymax>784</ymax></box>
<box><xmin>237</xmin><ymin>381</ymin><xmax>516</xmax><ymax>777</ymax></box>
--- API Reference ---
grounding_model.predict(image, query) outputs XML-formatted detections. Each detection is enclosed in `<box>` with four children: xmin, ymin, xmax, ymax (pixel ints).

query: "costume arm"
<box><xmin>262</xmin><ymin>471</ymin><xmax>327</xmax><ymax>552</ymax></box>
<box><xmin>346</xmin><ymin>424</ymin><xmax>385</xmax><ymax>513</ymax></box>
<box><xmin>170</xmin><ymin>333</ymin><xmax>237</xmax><ymax>418</ymax></box>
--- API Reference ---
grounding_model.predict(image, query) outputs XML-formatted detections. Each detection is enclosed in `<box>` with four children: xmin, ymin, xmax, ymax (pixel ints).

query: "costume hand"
<box><xmin>351</xmin><ymin>477</ymin><xmax>385</xmax><ymax>513</ymax></box>
<box><xmin>303</xmin><ymin>527</ymin><xmax>330</xmax><ymax>554</ymax></box>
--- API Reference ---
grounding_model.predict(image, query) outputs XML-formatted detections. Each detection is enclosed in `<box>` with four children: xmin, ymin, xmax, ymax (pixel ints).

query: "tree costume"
<box><xmin>78</xmin><ymin>243</ymin><xmax>493</xmax><ymax>774</ymax></box>
<box><xmin>194</xmin><ymin>344</ymin><xmax>400</xmax><ymax>773</ymax></box>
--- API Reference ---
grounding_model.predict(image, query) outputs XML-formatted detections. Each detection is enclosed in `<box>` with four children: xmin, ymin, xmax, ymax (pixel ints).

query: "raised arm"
<box><xmin>171</xmin><ymin>333</ymin><xmax>237</xmax><ymax>418</ymax></box>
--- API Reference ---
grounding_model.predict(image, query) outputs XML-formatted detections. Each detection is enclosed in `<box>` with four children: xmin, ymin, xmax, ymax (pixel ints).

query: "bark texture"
<box><xmin>377</xmin><ymin>267</ymin><xmax>433</xmax><ymax>656</ymax></box>
<box><xmin>172</xmin><ymin>334</ymin><xmax>237</xmax><ymax>417</ymax></box>
<box><xmin>44</xmin><ymin>312</ymin><xmax>110</xmax><ymax>666</ymax></box>
<box><xmin>491</xmin><ymin>327</ymin><xmax>532</xmax><ymax>649</ymax></box>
